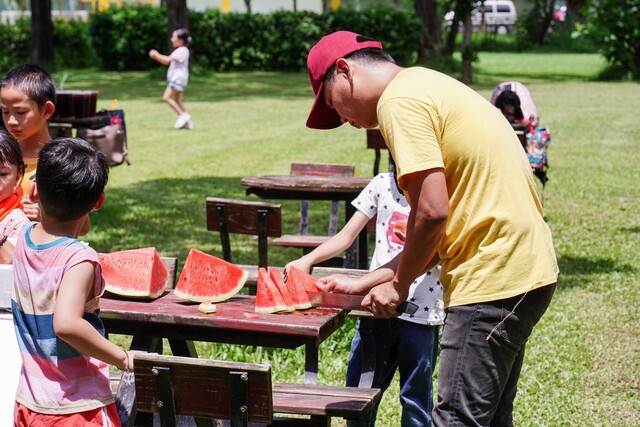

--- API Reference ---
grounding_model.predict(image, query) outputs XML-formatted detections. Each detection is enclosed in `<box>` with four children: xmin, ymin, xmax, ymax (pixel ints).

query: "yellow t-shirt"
<box><xmin>21</xmin><ymin>157</ymin><xmax>38</xmax><ymax>197</ymax></box>
<box><xmin>377</xmin><ymin>67</ymin><xmax>558</xmax><ymax>307</ymax></box>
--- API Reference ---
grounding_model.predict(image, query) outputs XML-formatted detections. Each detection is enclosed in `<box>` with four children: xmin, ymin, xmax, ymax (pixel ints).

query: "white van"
<box><xmin>445</xmin><ymin>0</ymin><xmax>518</xmax><ymax>35</ymax></box>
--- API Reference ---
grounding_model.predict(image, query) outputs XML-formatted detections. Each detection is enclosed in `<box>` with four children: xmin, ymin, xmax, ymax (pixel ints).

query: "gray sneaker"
<box><xmin>184</xmin><ymin>121</ymin><xmax>194</xmax><ymax>130</ymax></box>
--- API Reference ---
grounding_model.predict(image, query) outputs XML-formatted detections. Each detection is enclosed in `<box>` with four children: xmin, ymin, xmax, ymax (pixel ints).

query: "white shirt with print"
<box><xmin>167</xmin><ymin>46</ymin><xmax>190</xmax><ymax>86</ymax></box>
<box><xmin>352</xmin><ymin>173</ymin><xmax>444</xmax><ymax>325</ymax></box>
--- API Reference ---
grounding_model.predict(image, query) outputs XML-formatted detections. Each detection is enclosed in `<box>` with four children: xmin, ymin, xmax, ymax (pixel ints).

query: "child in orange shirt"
<box><xmin>1</xmin><ymin>64</ymin><xmax>56</xmax><ymax>221</ymax></box>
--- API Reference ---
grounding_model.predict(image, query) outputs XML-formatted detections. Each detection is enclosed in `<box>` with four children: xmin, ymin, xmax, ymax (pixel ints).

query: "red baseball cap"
<box><xmin>306</xmin><ymin>31</ymin><xmax>383</xmax><ymax>129</ymax></box>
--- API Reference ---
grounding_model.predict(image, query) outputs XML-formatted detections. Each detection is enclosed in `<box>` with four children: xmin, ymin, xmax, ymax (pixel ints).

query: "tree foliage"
<box><xmin>581</xmin><ymin>0</ymin><xmax>640</xmax><ymax>79</ymax></box>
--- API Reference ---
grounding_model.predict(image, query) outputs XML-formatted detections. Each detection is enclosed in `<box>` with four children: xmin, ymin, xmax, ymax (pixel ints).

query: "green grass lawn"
<box><xmin>55</xmin><ymin>52</ymin><xmax>639</xmax><ymax>426</ymax></box>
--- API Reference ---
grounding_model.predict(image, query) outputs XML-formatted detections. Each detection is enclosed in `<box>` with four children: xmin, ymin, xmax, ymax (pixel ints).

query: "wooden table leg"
<box><xmin>357</xmin><ymin>317</ymin><xmax>375</xmax><ymax>389</ymax></box>
<box><xmin>168</xmin><ymin>339</ymin><xmax>198</xmax><ymax>357</ymax></box>
<box><xmin>344</xmin><ymin>204</ymin><xmax>358</xmax><ymax>268</ymax></box>
<box><xmin>357</xmin><ymin>227</ymin><xmax>369</xmax><ymax>270</ymax></box>
<box><xmin>304</xmin><ymin>343</ymin><xmax>318</xmax><ymax>384</ymax></box>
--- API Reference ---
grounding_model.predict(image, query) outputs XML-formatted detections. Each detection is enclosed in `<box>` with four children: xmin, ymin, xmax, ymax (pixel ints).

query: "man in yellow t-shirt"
<box><xmin>306</xmin><ymin>31</ymin><xmax>558</xmax><ymax>426</ymax></box>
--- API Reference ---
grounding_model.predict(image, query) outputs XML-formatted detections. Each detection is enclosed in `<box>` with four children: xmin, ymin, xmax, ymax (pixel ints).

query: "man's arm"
<box><xmin>363</xmin><ymin>168</ymin><xmax>448</xmax><ymax>317</ymax></box>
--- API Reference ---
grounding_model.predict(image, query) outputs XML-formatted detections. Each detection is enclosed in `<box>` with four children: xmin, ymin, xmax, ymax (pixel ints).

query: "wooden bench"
<box><xmin>272</xmin><ymin>163</ymin><xmax>355</xmax><ymax>266</ymax></box>
<box><xmin>206</xmin><ymin>197</ymin><xmax>282</xmax><ymax>271</ymax></box>
<box><xmin>116</xmin><ymin>352</ymin><xmax>381</xmax><ymax>427</ymax></box>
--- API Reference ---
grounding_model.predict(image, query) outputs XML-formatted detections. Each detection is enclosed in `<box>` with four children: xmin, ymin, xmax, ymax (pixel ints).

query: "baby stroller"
<box><xmin>491</xmin><ymin>81</ymin><xmax>550</xmax><ymax>187</ymax></box>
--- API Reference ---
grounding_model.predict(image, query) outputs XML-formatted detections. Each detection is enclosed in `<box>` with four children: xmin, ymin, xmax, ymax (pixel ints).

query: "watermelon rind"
<box><xmin>173</xmin><ymin>249</ymin><xmax>249</xmax><ymax>303</ymax></box>
<box><xmin>198</xmin><ymin>302</ymin><xmax>217</xmax><ymax>314</ymax></box>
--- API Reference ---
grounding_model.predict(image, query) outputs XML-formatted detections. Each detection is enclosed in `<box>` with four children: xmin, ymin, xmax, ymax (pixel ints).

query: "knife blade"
<box><xmin>307</xmin><ymin>291</ymin><xmax>419</xmax><ymax>315</ymax></box>
<box><xmin>307</xmin><ymin>291</ymin><xmax>365</xmax><ymax>311</ymax></box>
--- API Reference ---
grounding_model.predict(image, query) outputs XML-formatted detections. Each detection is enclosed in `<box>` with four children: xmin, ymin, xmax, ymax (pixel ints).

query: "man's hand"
<box><xmin>362</xmin><ymin>280</ymin><xmax>409</xmax><ymax>318</ymax></box>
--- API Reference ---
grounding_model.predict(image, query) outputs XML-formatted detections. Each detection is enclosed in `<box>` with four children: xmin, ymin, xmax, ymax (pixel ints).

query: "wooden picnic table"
<box><xmin>240</xmin><ymin>175</ymin><xmax>372</xmax><ymax>269</ymax></box>
<box><xmin>100</xmin><ymin>291</ymin><xmax>346</xmax><ymax>386</ymax></box>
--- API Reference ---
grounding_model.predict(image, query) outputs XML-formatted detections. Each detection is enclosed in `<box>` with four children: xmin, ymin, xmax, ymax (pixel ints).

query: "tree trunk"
<box><xmin>30</xmin><ymin>0</ymin><xmax>54</xmax><ymax>65</ymax></box>
<box><xmin>442</xmin><ymin>1</ymin><xmax>475</xmax><ymax>58</ymax></box>
<box><xmin>244</xmin><ymin>0</ymin><xmax>252</xmax><ymax>13</ymax></box>
<box><xmin>529</xmin><ymin>0</ymin><xmax>555</xmax><ymax>44</ymax></box>
<box><xmin>166</xmin><ymin>0</ymin><xmax>188</xmax><ymax>52</ymax></box>
<box><xmin>461</xmin><ymin>13</ymin><xmax>473</xmax><ymax>84</ymax></box>
<box><xmin>413</xmin><ymin>0</ymin><xmax>442</xmax><ymax>61</ymax></box>
<box><xmin>443</xmin><ymin>21</ymin><xmax>460</xmax><ymax>57</ymax></box>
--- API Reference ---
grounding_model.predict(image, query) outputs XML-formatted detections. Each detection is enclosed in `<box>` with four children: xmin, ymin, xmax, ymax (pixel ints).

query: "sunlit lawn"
<box><xmin>57</xmin><ymin>51</ymin><xmax>639</xmax><ymax>426</ymax></box>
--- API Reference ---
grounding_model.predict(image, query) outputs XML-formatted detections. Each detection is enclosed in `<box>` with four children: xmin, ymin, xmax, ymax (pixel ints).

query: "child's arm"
<box><xmin>285</xmin><ymin>211</ymin><xmax>370</xmax><ymax>275</ymax></box>
<box><xmin>53</xmin><ymin>261</ymin><xmax>130</xmax><ymax>371</ymax></box>
<box><xmin>149</xmin><ymin>49</ymin><xmax>173</xmax><ymax>66</ymax></box>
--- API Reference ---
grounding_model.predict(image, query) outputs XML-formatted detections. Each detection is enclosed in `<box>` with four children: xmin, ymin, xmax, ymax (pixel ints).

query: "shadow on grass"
<box><xmin>556</xmin><ymin>254</ymin><xmax>636</xmax><ymax>289</ymax></box>
<box><xmin>55</xmin><ymin>69</ymin><xmax>311</xmax><ymax>103</ymax></box>
<box><xmin>89</xmin><ymin>175</ymin><xmax>305</xmax><ymax>266</ymax></box>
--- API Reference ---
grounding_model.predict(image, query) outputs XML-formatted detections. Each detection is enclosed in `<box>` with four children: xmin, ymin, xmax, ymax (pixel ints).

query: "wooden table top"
<box><xmin>100</xmin><ymin>291</ymin><xmax>347</xmax><ymax>349</ymax></box>
<box><xmin>240</xmin><ymin>175</ymin><xmax>371</xmax><ymax>201</ymax></box>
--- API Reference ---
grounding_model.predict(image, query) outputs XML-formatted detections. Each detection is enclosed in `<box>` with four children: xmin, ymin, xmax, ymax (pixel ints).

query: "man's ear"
<box><xmin>92</xmin><ymin>192</ymin><xmax>106</xmax><ymax>212</ymax></box>
<box><xmin>335</xmin><ymin>58</ymin><xmax>351</xmax><ymax>79</ymax></box>
<box><xmin>43</xmin><ymin>100</ymin><xmax>55</xmax><ymax>120</ymax></box>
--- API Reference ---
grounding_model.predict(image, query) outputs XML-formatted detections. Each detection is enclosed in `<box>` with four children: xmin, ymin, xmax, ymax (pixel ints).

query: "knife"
<box><xmin>307</xmin><ymin>291</ymin><xmax>419</xmax><ymax>315</ymax></box>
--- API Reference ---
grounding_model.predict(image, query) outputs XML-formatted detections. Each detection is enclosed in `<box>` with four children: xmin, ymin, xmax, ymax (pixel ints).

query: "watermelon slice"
<box><xmin>100</xmin><ymin>247</ymin><xmax>169</xmax><ymax>299</ymax></box>
<box><xmin>269</xmin><ymin>268</ymin><xmax>295</xmax><ymax>312</ymax></box>
<box><xmin>174</xmin><ymin>249</ymin><xmax>248</xmax><ymax>303</ymax></box>
<box><xmin>255</xmin><ymin>267</ymin><xmax>287</xmax><ymax>313</ymax></box>
<box><xmin>284</xmin><ymin>269</ymin><xmax>313</xmax><ymax>310</ymax></box>
<box><xmin>288</xmin><ymin>266</ymin><xmax>321</xmax><ymax>293</ymax></box>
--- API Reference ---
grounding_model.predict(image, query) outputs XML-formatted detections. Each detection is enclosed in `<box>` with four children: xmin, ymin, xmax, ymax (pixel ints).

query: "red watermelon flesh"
<box><xmin>284</xmin><ymin>269</ymin><xmax>313</xmax><ymax>310</ymax></box>
<box><xmin>255</xmin><ymin>268</ymin><xmax>287</xmax><ymax>313</ymax></box>
<box><xmin>288</xmin><ymin>266</ymin><xmax>321</xmax><ymax>293</ymax></box>
<box><xmin>268</xmin><ymin>268</ymin><xmax>295</xmax><ymax>312</ymax></box>
<box><xmin>174</xmin><ymin>249</ymin><xmax>248</xmax><ymax>303</ymax></box>
<box><xmin>100</xmin><ymin>247</ymin><xmax>169</xmax><ymax>299</ymax></box>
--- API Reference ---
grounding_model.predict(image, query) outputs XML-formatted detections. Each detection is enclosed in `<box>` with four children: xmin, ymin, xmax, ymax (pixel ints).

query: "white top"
<box><xmin>352</xmin><ymin>173</ymin><xmax>444</xmax><ymax>325</ymax></box>
<box><xmin>167</xmin><ymin>46</ymin><xmax>190</xmax><ymax>86</ymax></box>
<box><xmin>0</xmin><ymin>209</ymin><xmax>29</xmax><ymax>240</ymax></box>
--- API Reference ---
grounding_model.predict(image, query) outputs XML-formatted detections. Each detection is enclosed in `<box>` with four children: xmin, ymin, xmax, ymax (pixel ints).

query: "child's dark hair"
<box><xmin>0</xmin><ymin>129</ymin><xmax>26</xmax><ymax>177</ymax></box>
<box><xmin>175</xmin><ymin>28</ymin><xmax>192</xmax><ymax>47</ymax></box>
<box><xmin>1</xmin><ymin>64</ymin><xmax>56</xmax><ymax>108</ymax></box>
<box><xmin>36</xmin><ymin>138</ymin><xmax>109</xmax><ymax>222</ymax></box>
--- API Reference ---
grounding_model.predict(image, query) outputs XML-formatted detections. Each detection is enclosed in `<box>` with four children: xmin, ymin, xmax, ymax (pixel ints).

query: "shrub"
<box><xmin>580</xmin><ymin>0</ymin><xmax>640</xmax><ymax>80</ymax></box>
<box><xmin>53</xmin><ymin>19</ymin><xmax>96</xmax><ymax>69</ymax></box>
<box><xmin>328</xmin><ymin>6</ymin><xmax>422</xmax><ymax>66</ymax></box>
<box><xmin>89</xmin><ymin>5</ymin><xmax>166</xmax><ymax>71</ymax></box>
<box><xmin>0</xmin><ymin>17</ymin><xmax>95</xmax><ymax>74</ymax></box>
<box><xmin>0</xmin><ymin>18</ymin><xmax>31</xmax><ymax>74</ymax></box>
